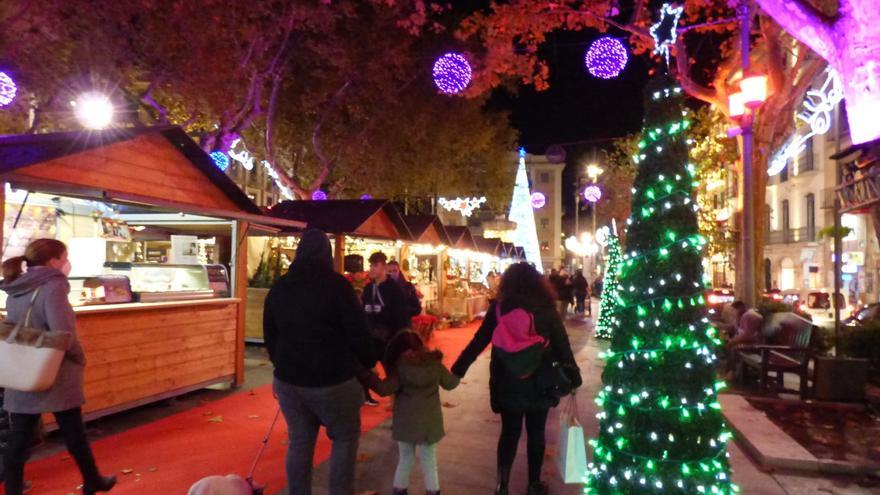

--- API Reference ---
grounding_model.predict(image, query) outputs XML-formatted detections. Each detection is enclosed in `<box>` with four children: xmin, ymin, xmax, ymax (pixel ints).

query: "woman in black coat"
<box><xmin>452</xmin><ymin>263</ymin><xmax>582</xmax><ymax>495</ymax></box>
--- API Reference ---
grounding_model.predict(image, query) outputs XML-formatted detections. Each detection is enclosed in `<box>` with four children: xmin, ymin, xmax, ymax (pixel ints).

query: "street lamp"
<box><xmin>72</xmin><ymin>92</ymin><xmax>114</xmax><ymax>130</ymax></box>
<box><xmin>586</xmin><ymin>164</ymin><xmax>604</xmax><ymax>182</ymax></box>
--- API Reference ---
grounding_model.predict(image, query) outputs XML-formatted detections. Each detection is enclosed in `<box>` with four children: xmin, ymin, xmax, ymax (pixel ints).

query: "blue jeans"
<box><xmin>274</xmin><ymin>377</ymin><xmax>364</xmax><ymax>495</ymax></box>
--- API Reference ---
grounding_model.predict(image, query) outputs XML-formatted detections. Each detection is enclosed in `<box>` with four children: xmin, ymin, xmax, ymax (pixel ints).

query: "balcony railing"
<box><xmin>766</xmin><ymin>227</ymin><xmax>816</xmax><ymax>245</ymax></box>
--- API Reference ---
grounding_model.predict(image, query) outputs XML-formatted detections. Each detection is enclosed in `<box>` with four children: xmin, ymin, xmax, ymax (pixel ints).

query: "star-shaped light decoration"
<box><xmin>649</xmin><ymin>3</ymin><xmax>684</xmax><ymax>66</ymax></box>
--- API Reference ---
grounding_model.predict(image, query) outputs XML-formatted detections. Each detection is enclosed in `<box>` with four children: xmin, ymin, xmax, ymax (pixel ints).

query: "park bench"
<box><xmin>736</xmin><ymin>312</ymin><xmax>816</xmax><ymax>400</ymax></box>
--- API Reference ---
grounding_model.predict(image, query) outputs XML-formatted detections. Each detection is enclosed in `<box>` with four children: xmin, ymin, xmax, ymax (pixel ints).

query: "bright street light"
<box><xmin>586</xmin><ymin>164</ymin><xmax>604</xmax><ymax>182</ymax></box>
<box><xmin>72</xmin><ymin>92</ymin><xmax>114</xmax><ymax>130</ymax></box>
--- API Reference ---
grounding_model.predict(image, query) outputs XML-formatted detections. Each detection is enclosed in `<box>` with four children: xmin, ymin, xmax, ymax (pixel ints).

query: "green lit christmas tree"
<box><xmin>586</xmin><ymin>76</ymin><xmax>736</xmax><ymax>495</ymax></box>
<box><xmin>595</xmin><ymin>232</ymin><xmax>622</xmax><ymax>340</ymax></box>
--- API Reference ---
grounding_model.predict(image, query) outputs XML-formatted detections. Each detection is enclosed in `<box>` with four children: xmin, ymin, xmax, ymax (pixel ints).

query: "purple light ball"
<box><xmin>312</xmin><ymin>190</ymin><xmax>328</xmax><ymax>201</ymax></box>
<box><xmin>360</xmin><ymin>194</ymin><xmax>372</xmax><ymax>200</ymax></box>
<box><xmin>530</xmin><ymin>192</ymin><xmax>546</xmax><ymax>209</ymax></box>
<box><xmin>584</xmin><ymin>185</ymin><xmax>602</xmax><ymax>203</ymax></box>
<box><xmin>584</xmin><ymin>37</ymin><xmax>629</xmax><ymax>80</ymax></box>
<box><xmin>0</xmin><ymin>71</ymin><xmax>17</xmax><ymax>107</ymax></box>
<box><xmin>432</xmin><ymin>53</ymin><xmax>472</xmax><ymax>95</ymax></box>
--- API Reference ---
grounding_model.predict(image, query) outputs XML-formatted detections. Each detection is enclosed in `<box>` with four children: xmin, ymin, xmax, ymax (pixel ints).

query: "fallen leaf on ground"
<box><xmin>544</xmin><ymin>447</ymin><xmax>557</xmax><ymax>459</ymax></box>
<box><xmin>148</xmin><ymin>467</ymin><xmax>158</xmax><ymax>472</ymax></box>
<box><xmin>356</xmin><ymin>453</ymin><xmax>374</xmax><ymax>463</ymax></box>
<box><xmin>121</xmin><ymin>468</ymin><xmax>134</xmax><ymax>475</ymax></box>
<box><xmin>202</xmin><ymin>411</ymin><xmax>214</xmax><ymax>416</ymax></box>
<box><xmin>207</xmin><ymin>416</ymin><xmax>224</xmax><ymax>423</ymax></box>
<box><xmin>248</xmin><ymin>415</ymin><xmax>260</xmax><ymax>419</ymax></box>
<box><xmin>441</xmin><ymin>402</ymin><xmax>457</xmax><ymax>408</ymax></box>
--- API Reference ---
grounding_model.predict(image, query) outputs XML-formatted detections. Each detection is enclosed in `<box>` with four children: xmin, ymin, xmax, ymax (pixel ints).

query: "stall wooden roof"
<box><xmin>500</xmin><ymin>242</ymin><xmax>515</xmax><ymax>257</ymax></box>
<box><xmin>445</xmin><ymin>225</ymin><xmax>478</xmax><ymax>251</ymax></box>
<box><xmin>0</xmin><ymin>126</ymin><xmax>304</xmax><ymax>230</ymax></box>
<box><xmin>474</xmin><ymin>235</ymin><xmax>503</xmax><ymax>257</ymax></box>
<box><xmin>268</xmin><ymin>199</ymin><xmax>413</xmax><ymax>240</ymax></box>
<box><xmin>514</xmin><ymin>246</ymin><xmax>525</xmax><ymax>259</ymax></box>
<box><xmin>402</xmin><ymin>215</ymin><xmax>450</xmax><ymax>246</ymax></box>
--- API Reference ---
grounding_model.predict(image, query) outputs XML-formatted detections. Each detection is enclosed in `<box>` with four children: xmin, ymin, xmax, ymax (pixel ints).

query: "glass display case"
<box><xmin>104</xmin><ymin>263</ymin><xmax>227</xmax><ymax>302</ymax></box>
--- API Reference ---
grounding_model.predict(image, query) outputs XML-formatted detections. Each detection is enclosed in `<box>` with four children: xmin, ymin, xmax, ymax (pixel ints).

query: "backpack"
<box><xmin>491</xmin><ymin>303</ymin><xmax>547</xmax><ymax>378</ymax></box>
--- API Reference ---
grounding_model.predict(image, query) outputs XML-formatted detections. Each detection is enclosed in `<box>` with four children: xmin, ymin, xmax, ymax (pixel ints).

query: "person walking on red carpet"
<box><xmin>365</xmin><ymin>331</ymin><xmax>459</xmax><ymax>495</ymax></box>
<box><xmin>0</xmin><ymin>239</ymin><xmax>116</xmax><ymax>495</ymax></box>
<box><xmin>263</xmin><ymin>229</ymin><xmax>378</xmax><ymax>495</ymax></box>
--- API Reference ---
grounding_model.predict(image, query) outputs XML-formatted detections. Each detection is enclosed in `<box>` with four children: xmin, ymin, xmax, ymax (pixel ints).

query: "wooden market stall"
<box><xmin>0</xmin><ymin>126</ymin><xmax>304</xmax><ymax>425</ymax></box>
<box><xmin>401</xmin><ymin>214</ymin><xmax>450</xmax><ymax>314</ymax></box>
<box><xmin>443</xmin><ymin>226</ymin><xmax>489</xmax><ymax>321</ymax></box>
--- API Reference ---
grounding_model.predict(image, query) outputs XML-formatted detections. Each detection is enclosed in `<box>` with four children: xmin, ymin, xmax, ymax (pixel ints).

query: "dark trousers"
<box><xmin>275</xmin><ymin>377</ymin><xmax>363</xmax><ymax>495</ymax></box>
<box><xmin>363</xmin><ymin>338</ymin><xmax>389</xmax><ymax>400</ymax></box>
<box><xmin>3</xmin><ymin>408</ymin><xmax>101</xmax><ymax>495</ymax></box>
<box><xmin>498</xmin><ymin>409</ymin><xmax>549</xmax><ymax>486</ymax></box>
<box><xmin>575</xmin><ymin>295</ymin><xmax>588</xmax><ymax>314</ymax></box>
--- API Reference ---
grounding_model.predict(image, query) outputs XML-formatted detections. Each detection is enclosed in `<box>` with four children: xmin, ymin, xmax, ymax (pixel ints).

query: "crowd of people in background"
<box><xmin>547</xmin><ymin>268</ymin><xmax>601</xmax><ymax>320</ymax></box>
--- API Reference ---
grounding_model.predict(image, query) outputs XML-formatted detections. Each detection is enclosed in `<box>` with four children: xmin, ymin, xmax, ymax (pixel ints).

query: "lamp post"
<box><xmin>728</xmin><ymin>0</ymin><xmax>767</xmax><ymax>308</ymax></box>
<box><xmin>584</xmin><ymin>165</ymin><xmax>603</xmax><ymax>277</ymax></box>
<box><xmin>72</xmin><ymin>92</ymin><xmax>114</xmax><ymax>130</ymax></box>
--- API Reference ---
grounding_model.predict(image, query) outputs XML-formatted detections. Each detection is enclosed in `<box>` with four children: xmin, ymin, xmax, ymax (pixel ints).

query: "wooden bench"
<box><xmin>736</xmin><ymin>312</ymin><xmax>816</xmax><ymax>399</ymax></box>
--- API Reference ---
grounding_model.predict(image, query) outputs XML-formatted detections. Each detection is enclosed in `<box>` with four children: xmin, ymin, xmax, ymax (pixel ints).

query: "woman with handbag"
<box><xmin>0</xmin><ymin>239</ymin><xmax>116</xmax><ymax>495</ymax></box>
<box><xmin>451</xmin><ymin>262</ymin><xmax>582</xmax><ymax>495</ymax></box>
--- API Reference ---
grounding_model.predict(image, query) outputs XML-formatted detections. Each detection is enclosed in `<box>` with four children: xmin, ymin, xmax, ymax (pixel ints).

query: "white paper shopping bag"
<box><xmin>556</xmin><ymin>395</ymin><xmax>587</xmax><ymax>484</ymax></box>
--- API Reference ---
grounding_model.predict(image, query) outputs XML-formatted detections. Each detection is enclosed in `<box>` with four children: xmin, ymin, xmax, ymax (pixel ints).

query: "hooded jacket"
<box><xmin>452</xmin><ymin>300</ymin><xmax>582</xmax><ymax>413</ymax></box>
<box><xmin>263</xmin><ymin>229</ymin><xmax>377</xmax><ymax>387</ymax></box>
<box><xmin>372</xmin><ymin>347</ymin><xmax>459</xmax><ymax>444</ymax></box>
<box><xmin>0</xmin><ymin>266</ymin><xmax>85</xmax><ymax>414</ymax></box>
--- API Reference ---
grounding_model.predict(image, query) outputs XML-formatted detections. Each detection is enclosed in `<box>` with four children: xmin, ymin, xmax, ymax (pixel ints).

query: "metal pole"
<box><xmin>833</xmin><ymin>198</ymin><xmax>842</xmax><ymax>356</ymax></box>
<box><xmin>592</xmin><ymin>201</ymin><xmax>597</xmax><ymax>277</ymax></box>
<box><xmin>740</xmin><ymin>0</ymin><xmax>756</xmax><ymax>307</ymax></box>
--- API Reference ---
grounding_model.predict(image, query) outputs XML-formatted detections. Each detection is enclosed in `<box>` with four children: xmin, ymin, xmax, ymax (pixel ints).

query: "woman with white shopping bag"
<box><xmin>0</xmin><ymin>239</ymin><xmax>116</xmax><ymax>495</ymax></box>
<box><xmin>452</xmin><ymin>262</ymin><xmax>582</xmax><ymax>495</ymax></box>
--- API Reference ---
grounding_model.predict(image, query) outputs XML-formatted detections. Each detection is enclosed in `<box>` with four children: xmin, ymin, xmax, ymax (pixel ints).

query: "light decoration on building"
<box><xmin>768</xmin><ymin>67</ymin><xmax>843</xmax><ymax>176</ymax></box>
<box><xmin>754</xmin><ymin>0</ymin><xmax>880</xmax><ymax>145</ymax></box>
<box><xmin>585</xmin><ymin>37</ymin><xmax>629</xmax><ymax>79</ymax></box>
<box><xmin>432</xmin><ymin>52</ymin><xmax>472</xmax><ymax>95</ymax></box>
<box><xmin>530</xmin><ymin>192</ymin><xmax>546</xmax><ymax>209</ymax></box>
<box><xmin>649</xmin><ymin>3</ymin><xmax>684</xmax><ymax>66</ymax></box>
<box><xmin>226</xmin><ymin>137</ymin><xmax>294</xmax><ymax>200</ymax></box>
<box><xmin>508</xmin><ymin>148</ymin><xmax>543</xmax><ymax>271</ymax></box>
<box><xmin>438</xmin><ymin>196</ymin><xmax>486</xmax><ymax>217</ymax></box>
<box><xmin>584</xmin><ymin>185</ymin><xmax>603</xmax><ymax>203</ymax></box>
<box><xmin>209</xmin><ymin>151</ymin><xmax>229</xmax><ymax>171</ymax></box>
<box><xmin>312</xmin><ymin>190</ymin><xmax>328</xmax><ymax>201</ymax></box>
<box><xmin>0</xmin><ymin>71</ymin><xmax>17</xmax><ymax>107</ymax></box>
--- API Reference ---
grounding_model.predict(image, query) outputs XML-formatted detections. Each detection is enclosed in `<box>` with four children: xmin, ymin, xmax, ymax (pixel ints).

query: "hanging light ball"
<box><xmin>209</xmin><ymin>151</ymin><xmax>229</xmax><ymax>171</ymax></box>
<box><xmin>360</xmin><ymin>194</ymin><xmax>373</xmax><ymax>200</ymax></box>
<box><xmin>584</xmin><ymin>37</ymin><xmax>629</xmax><ymax>79</ymax></box>
<box><xmin>530</xmin><ymin>192</ymin><xmax>546</xmax><ymax>209</ymax></box>
<box><xmin>432</xmin><ymin>52</ymin><xmax>472</xmax><ymax>95</ymax></box>
<box><xmin>312</xmin><ymin>190</ymin><xmax>328</xmax><ymax>201</ymax></box>
<box><xmin>0</xmin><ymin>72</ymin><xmax>18</xmax><ymax>107</ymax></box>
<box><xmin>584</xmin><ymin>185</ymin><xmax>603</xmax><ymax>203</ymax></box>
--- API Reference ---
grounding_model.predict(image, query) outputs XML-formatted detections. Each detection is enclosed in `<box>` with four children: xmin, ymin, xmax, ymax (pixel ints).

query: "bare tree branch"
<box><xmin>140</xmin><ymin>80</ymin><xmax>170</xmax><ymax>124</ymax></box>
<box><xmin>309</xmin><ymin>79</ymin><xmax>352</xmax><ymax>192</ymax></box>
<box><xmin>673</xmin><ymin>36</ymin><xmax>726</xmax><ymax>110</ymax></box>
<box><xmin>0</xmin><ymin>0</ymin><xmax>37</xmax><ymax>31</ymax></box>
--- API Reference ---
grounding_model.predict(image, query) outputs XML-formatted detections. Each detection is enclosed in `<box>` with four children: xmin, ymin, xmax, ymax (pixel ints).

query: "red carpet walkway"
<box><xmin>6</xmin><ymin>323</ymin><xmax>480</xmax><ymax>495</ymax></box>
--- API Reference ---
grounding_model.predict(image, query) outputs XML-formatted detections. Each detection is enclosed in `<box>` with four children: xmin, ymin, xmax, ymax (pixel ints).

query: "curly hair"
<box><xmin>499</xmin><ymin>262</ymin><xmax>556</xmax><ymax>312</ymax></box>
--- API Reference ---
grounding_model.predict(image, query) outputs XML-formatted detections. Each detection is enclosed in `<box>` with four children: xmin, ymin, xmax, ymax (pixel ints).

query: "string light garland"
<box><xmin>595</xmin><ymin>232</ymin><xmax>622</xmax><ymax>340</ymax></box>
<box><xmin>432</xmin><ymin>52</ymin><xmax>472</xmax><ymax>95</ymax></box>
<box><xmin>438</xmin><ymin>196</ymin><xmax>486</xmax><ymax>217</ymax></box>
<box><xmin>0</xmin><ymin>71</ymin><xmax>17</xmax><ymax>107</ymax></box>
<box><xmin>209</xmin><ymin>151</ymin><xmax>229</xmax><ymax>171</ymax></box>
<box><xmin>225</xmin><ymin>137</ymin><xmax>294</xmax><ymax>200</ymax></box>
<box><xmin>585</xmin><ymin>37</ymin><xmax>630</xmax><ymax>79</ymax></box>
<box><xmin>585</xmin><ymin>76</ymin><xmax>736</xmax><ymax>495</ymax></box>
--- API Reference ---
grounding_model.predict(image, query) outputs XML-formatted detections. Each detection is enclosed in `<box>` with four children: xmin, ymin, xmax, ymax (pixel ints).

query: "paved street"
<box><xmin>303</xmin><ymin>310</ymin><xmax>880</xmax><ymax>495</ymax></box>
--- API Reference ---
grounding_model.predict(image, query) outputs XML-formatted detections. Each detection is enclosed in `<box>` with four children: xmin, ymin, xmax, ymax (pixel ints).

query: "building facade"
<box><xmin>526</xmin><ymin>152</ymin><xmax>564</xmax><ymax>271</ymax></box>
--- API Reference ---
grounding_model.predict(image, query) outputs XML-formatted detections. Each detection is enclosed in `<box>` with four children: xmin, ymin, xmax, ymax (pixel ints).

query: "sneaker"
<box><xmin>364</xmin><ymin>397</ymin><xmax>380</xmax><ymax>407</ymax></box>
<box><xmin>526</xmin><ymin>481</ymin><xmax>548</xmax><ymax>495</ymax></box>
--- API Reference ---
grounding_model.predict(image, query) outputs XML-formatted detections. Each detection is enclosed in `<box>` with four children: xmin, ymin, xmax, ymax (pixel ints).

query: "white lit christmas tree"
<box><xmin>509</xmin><ymin>148</ymin><xmax>543</xmax><ymax>272</ymax></box>
<box><xmin>586</xmin><ymin>76</ymin><xmax>736</xmax><ymax>495</ymax></box>
<box><xmin>595</xmin><ymin>231</ymin><xmax>622</xmax><ymax>340</ymax></box>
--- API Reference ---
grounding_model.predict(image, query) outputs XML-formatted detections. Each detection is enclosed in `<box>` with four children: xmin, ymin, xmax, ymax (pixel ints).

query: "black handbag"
<box><xmin>535</xmin><ymin>349</ymin><xmax>575</xmax><ymax>399</ymax></box>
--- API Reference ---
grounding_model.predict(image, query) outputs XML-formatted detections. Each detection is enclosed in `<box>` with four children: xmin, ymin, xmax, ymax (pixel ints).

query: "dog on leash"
<box><xmin>188</xmin><ymin>474</ymin><xmax>263</xmax><ymax>495</ymax></box>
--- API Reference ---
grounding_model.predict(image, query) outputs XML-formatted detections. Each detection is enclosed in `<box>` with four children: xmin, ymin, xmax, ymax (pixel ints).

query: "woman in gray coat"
<box><xmin>0</xmin><ymin>239</ymin><xmax>115</xmax><ymax>495</ymax></box>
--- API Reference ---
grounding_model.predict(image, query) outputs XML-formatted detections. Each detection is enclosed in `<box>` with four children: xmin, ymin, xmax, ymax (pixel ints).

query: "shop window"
<box><xmin>806</xmin><ymin>193</ymin><xmax>816</xmax><ymax>241</ymax></box>
<box><xmin>800</xmin><ymin>137</ymin><xmax>815</xmax><ymax>172</ymax></box>
<box><xmin>540</xmin><ymin>172</ymin><xmax>550</xmax><ymax>183</ymax></box>
<box><xmin>540</xmin><ymin>218</ymin><xmax>550</xmax><ymax>230</ymax></box>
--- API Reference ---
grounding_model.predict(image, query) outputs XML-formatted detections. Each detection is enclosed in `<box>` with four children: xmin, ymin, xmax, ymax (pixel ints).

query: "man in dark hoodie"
<box><xmin>264</xmin><ymin>229</ymin><xmax>376</xmax><ymax>495</ymax></box>
<box><xmin>361</xmin><ymin>252</ymin><xmax>409</xmax><ymax>406</ymax></box>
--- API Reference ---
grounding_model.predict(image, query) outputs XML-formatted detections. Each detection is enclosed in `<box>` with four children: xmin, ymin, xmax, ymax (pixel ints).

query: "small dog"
<box><xmin>188</xmin><ymin>474</ymin><xmax>262</xmax><ymax>495</ymax></box>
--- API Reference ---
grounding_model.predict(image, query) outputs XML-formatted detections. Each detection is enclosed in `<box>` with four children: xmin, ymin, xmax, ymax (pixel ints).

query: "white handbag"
<box><xmin>0</xmin><ymin>288</ymin><xmax>73</xmax><ymax>392</ymax></box>
<box><xmin>556</xmin><ymin>394</ymin><xmax>588</xmax><ymax>484</ymax></box>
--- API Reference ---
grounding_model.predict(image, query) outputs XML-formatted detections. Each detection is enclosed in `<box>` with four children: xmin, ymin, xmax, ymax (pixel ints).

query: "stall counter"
<box><xmin>52</xmin><ymin>298</ymin><xmax>240</xmax><ymax>426</ymax></box>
